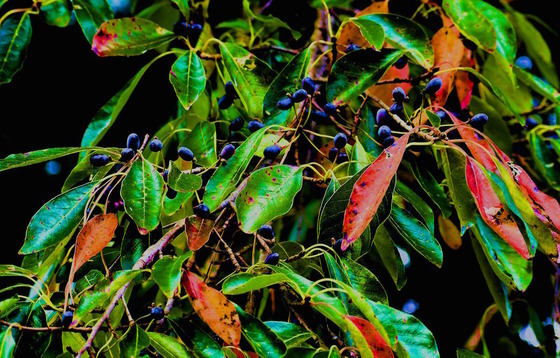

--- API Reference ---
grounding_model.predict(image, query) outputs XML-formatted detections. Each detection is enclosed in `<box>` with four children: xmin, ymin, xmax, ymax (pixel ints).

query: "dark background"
<box><xmin>0</xmin><ymin>0</ymin><xmax>558</xmax><ymax>357</ymax></box>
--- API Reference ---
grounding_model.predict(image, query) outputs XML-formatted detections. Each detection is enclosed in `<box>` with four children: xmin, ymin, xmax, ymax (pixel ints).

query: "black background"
<box><xmin>0</xmin><ymin>0</ymin><xmax>559</xmax><ymax>356</ymax></box>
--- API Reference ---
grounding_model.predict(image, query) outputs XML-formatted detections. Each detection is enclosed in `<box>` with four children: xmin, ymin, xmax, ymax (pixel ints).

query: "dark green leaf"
<box><xmin>120</xmin><ymin>222</ymin><xmax>148</xmax><ymax>270</ymax></box>
<box><xmin>407</xmin><ymin>157</ymin><xmax>453</xmax><ymax>219</ymax></box>
<box><xmin>169</xmin><ymin>320</ymin><xmax>226</xmax><ymax>358</ymax></box>
<box><xmin>168</xmin><ymin>162</ymin><xmax>203</xmax><ymax>192</ymax></box>
<box><xmin>61</xmin><ymin>148</ymin><xmax>121</xmax><ymax>192</ymax></box>
<box><xmin>147</xmin><ymin>332</ymin><xmax>194</xmax><ymax>358</ymax></box>
<box><xmin>73</xmin><ymin>269</ymin><xmax>104</xmax><ymax>296</ymax></box>
<box><xmin>40</xmin><ymin>0</ymin><xmax>71</xmax><ymax>27</ymax></box>
<box><xmin>235</xmin><ymin>303</ymin><xmax>287</xmax><ymax>358</ymax></box>
<box><xmin>442</xmin><ymin>0</ymin><xmax>496</xmax><ymax>52</ymax></box>
<box><xmin>120</xmin><ymin>325</ymin><xmax>150</xmax><ymax>358</ymax></box>
<box><xmin>264</xmin><ymin>321</ymin><xmax>314</xmax><ymax>348</ymax></box>
<box><xmin>72</xmin><ymin>0</ymin><xmax>114</xmax><ymax>43</ymax></box>
<box><xmin>374</xmin><ymin>224</ymin><xmax>407</xmax><ymax>290</ymax></box>
<box><xmin>152</xmin><ymin>251</ymin><xmax>193</xmax><ymax>298</ymax></box>
<box><xmin>341</xmin><ymin>257</ymin><xmax>388</xmax><ymax>304</ymax></box>
<box><xmin>514</xmin><ymin>67</ymin><xmax>560</xmax><ymax>105</ymax></box>
<box><xmin>243</xmin><ymin>0</ymin><xmax>301</xmax><ymax>40</ymax></box>
<box><xmin>170</xmin><ymin>0</ymin><xmax>189</xmax><ymax>20</ymax></box>
<box><xmin>357</xmin><ymin>104</ymin><xmax>383</xmax><ymax>157</ymax></box>
<box><xmin>327</xmin><ymin>48</ymin><xmax>403</xmax><ymax>104</ymax></box>
<box><xmin>121</xmin><ymin>158</ymin><xmax>164</xmax><ymax>232</ymax></box>
<box><xmin>528</xmin><ymin>130</ymin><xmax>560</xmax><ymax>191</ymax></box>
<box><xmin>178</xmin><ymin>121</ymin><xmax>217</xmax><ymax>168</ymax></box>
<box><xmin>20</xmin><ymin>181</ymin><xmax>96</xmax><ymax>254</ymax></box>
<box><xmin>170</xmin><ymin>50</ymin><xmax>206</xmax><ymax>110</ymax></box>
<box><xmin>394</xmin><ymin>181</ymin><xmax>435</xmax><ymax>234</ymax></box>
<box><xmin>0</xmin><ymin>13</ymin><xmax>31</xmax><ymax>85</ymax></box>
<box><xmin>457</xmin><ymin>348</ymin><xmax>485</xmax><ymax>357</ymax></box>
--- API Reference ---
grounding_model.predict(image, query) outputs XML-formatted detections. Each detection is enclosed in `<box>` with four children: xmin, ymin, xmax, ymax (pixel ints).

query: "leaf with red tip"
<box><xmin>182</xmin><ymin>271</ymin><xmax>241</xmax><ymax>347</ymax></box>
<box><xmin>431</xmin><ymin>25</ymin><xmax>465</xmax><ymax>107</ymax></box>
<box><xmin>185</xmin><ymin>216</ymin><xmax>214</xmax><ymax>251</ymax></box>
<box><xmin>344</xmin><ymin>315</ymin><xmax>394</xmax><ymax>358</ymax></box>
<box><xmin>455</xmin><ymin>48</ymin><xmax>476</xmax><ymax>109</ymax></box>
<box><xmin>342</xmin><ymin>133</ymin><xmax>411</xmax><ymax>251</ymax></box>
<box><xmin>449</xmin><ymin>113</ymin><xmax>497</xmax><ymax>172</ymax></box>
<box><xmin>465</xmin><ymin>156</ymin><xmax>531</xmax><ymax>259</ymax></box>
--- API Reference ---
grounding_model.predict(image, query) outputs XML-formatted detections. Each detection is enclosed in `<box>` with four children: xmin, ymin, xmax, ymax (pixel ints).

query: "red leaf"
<box><xmin>182</xmin><ymin>271</ymin><xmax>241</xmax><ymax>347</ymax></box>
<box><xmin>185</xmin><ymin>216</ymin><xmax>214</xmax><ymax>251</ymax></box>
<box><xmin>345</xmin><ymin>315</ymin><xmax>394</xmax><ymax>357</ymax></box>
<box><xmin>465</xmin><ymin>156</ymin><xmax>531</xmax><ymax>259</ymax></box>
<box><xmin>455</xmin><ymin>49</ymin><xmax>475</xmax><ymax>109</ymax></box>
<box><xmin>367</xmin><ymin>65</ymin><xmax>412</xmax><ymax>108</ymax></box>
<box><xmin>342</xmin><ymin>133</ymin><xmax>411</xmax><ymax>250</ymax></box>
<box><xmin>449</xmin><ymin>113</ymin><xmax>497</xmax><ymax>172</ymax></box>
<box><xmin>431</xmin><ymin>26</ymin><xmax>464</xmax><ymax>107</ymax></box>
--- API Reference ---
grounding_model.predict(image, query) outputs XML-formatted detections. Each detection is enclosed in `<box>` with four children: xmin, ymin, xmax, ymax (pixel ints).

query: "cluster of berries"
<box><xmin>218</xmin><ymin>81</ymin><xmax>239</xmax><ymax>110</ymax></box>
<box><xmin>173</xmin><ymin>20</ymin><xmax>203</xmax><ymax>45</ymax></box>
<box><xmin>258</xmin><ymin>224</ymin><xmax>280</xmax><ymax>265</ymax></box>
<box><xmin>277</xmin><ymin>76</ymin><xmax>315</xmax><ymax>110</ymax></box>
<box><xmin>328</xmin><ymin>132</ymin><xmax>348</xmax><ymax>163</ymax></box>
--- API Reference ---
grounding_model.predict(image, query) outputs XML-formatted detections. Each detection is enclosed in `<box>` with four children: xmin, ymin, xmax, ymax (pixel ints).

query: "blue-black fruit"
<box><xmin>186</xmin><ymin>22</ymin><xmax>203</xmax><ymax>44</ymax></box>
<box><xmin>220</xmin><ymin>143</ymin><xmax>236</xmax><ymax>160</ymax></box>
<box><xmin>151</xmin><ymin>306</ymin><xmax>165</xmax><ymax>320</ymax></box>
<box><xmin>333</xmin><ymin>238</ymin><xmax>343</xmax><ymax>253</ymax></box>
<box><xmin>194</xmin><ymin>203</ymin><xmax>211</xmax><ymax>218</ymax></box>
<box><xmin>382</xmin><ymin>136</ymin><xmax>395</xmax><ymax>148</ymax></box>
<box><xmin>435</xmin><ymin>110</ymin><xmax>447</xmax><ymax>122</ymax></box>
<box><xmin>90</xmin><ymin>154</ymin><xmax>109</xmax><ymax>167</ymax></box>
<box><xmin>394</xmin><ymin>56</ymin><xmax>407</xmax><ymax>69</ymax></box>
<box><xmin>291</xmin><ymin>89</ymin><xmax>308</xmax><ymax>103</ymax></box>
<box><xmin>389</xmin><ymin>102</ymin><xmax>403</xmax><ymax>115</ymax></box>
<box><xmin>121</xmin><ymin>147</ymin><xmax>135</xmax><ymax>162</ymax></box>
<box><xmin>162</xmin><ymin>169</ymin><xmax>169</xmax><ymax>182</ymax></box>
<box><xmin>306</xmin><ymin>109</ymin><xmax>329</xmax><ymax>122</ymax></box>
<box><xmin>127</xmin><ymin>133</ymin><xmax>141</xmax><ymax>151</ymax></box>
<box><xmin>277</xmin><ymin>97</ymin><xmax>293</xmax><ymax>110</ymax></box>
<box><xmin>337</xmin><ymin>152</ymin><xmax>348</xmax><ymax>163</ymax></box>
<box><xmin>346</xmin><ymin>43</ymin><xmax>360</xmax><ymax>53</ymax></box>
<box><xmin>324</xmin><ymin>103</ymin><xmax>337</xmax><ymax>116</ymax></box>
<box><xmin>462</xmin><ymin>38</ymin><xmax>477</xmax><ymax>51</ymax></box>
<box><xmin>229</xmin><ymin>117</ymin><xmax>244</xmax><ymax>132</ymax></box>
<box><xmin>333</xmin><ymin>133</ymin><xmax>347</xmax><ymax>149</ymax></box>
<box><xmin>471</xmin><ymin>113</ymin><xmax>489</xmax><ymax>126</ymax></box>
<box><xmin>248</xmin><ymin>120</ymin><xmax>265</xmax><ymax>132</ymax></box>
<box><xmin>166</xmin><ymin>187</ymin><xmax>178</xmax><ymax>199</ymax></box>
<box><xmin>392</xmin><ymin>86</ymin><xmax>406</xmax><ymax>103</ymax></box>
<box><xmin>225</xmin><ymin>81</ymin><xmax>238</xmax><ymax>98</ymax></box>
<box><xmin>515</xmin><ymin>55</ymin><xmax>533</xmax><ymax>71</ymax></box>
<box><xmin>424</xmin><ymin>77</ymin><xmax>442</xmax><ymax>95</ymax></box>
<box><xmin>263</xmin><ymin>144</ymin><xmax>281</xmax><ymax>159</ymax></box>
<box><xmin>149</xmin><ymin>138</ymin><xmax>163</xmax><ymax>152</ymax></box>
<box><xmin>525</xmin><ymin>117</ymin><xmax>538</xmax><ymax>130</ymax></box>
<box><xmin>301</xmin><ymin>77</ymin><xmax>315</xmax><ymax>96</ymax></box>
<box><xmin>61</xmin><ymin>311</ymin><xmax>73</xmax><ymax>328</ymax></box>
<box><xmin>328</xmin><ymin>147</ymin><xmax>338</xmax><ymax>163</ymax></box>
<box><xmin>173</xmin><ymin>21</ymin><xmax>188</xmax><ymax>37</ymax></box>
<box><xmin>264</xmin><ymin>252</ymin><xmax>280</xmax><ymax>265</ymax></box>
<box><xmin>258</xmin><ymin>224</ymin><xmax>275</xmax><ymax>239</ymax></box>
<box><xmin>378</xmin><ymin>125</ymin><xmax>391</xmax><ymax>140</ymax></box>
<box><xmin>178</xmin><ymin>147</ymin><xmax>194</xmax><ymax>161</ymax></box>
<box><xmin>218</xmin><ymin>94</ymin><xmax>233</xmax><ymax>110</ymax></box>
<box><xmin>376</xmin><ymin>108</ymin><xmax>389</xmax><ymax>126</ymax></box>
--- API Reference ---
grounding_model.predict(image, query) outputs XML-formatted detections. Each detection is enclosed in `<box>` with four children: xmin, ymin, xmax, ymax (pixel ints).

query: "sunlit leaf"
<box><xmin>152</xmin><ymin>251</ymin><xmax>193</xmax><ymax>298</ymax></box>
<box><xmin>168</xmin><ymin>161</ymin><xmax>202</xmax><ymax>192</ymax></box>
<box><xmin>147</xmin><ymin>332</ymin><xmax>193</xmax><ymax>358</ymax></box>
<box><xmin>40</xmin><ymin>0</ymin><xmax>71</xmax><ymax>27</ymax></box>
<box><xmin>0</xmin><ymin>13</ymin><xmax>32</xmax><ymax>85</ymax></box>
<box><xmin>170</xmin><ymin>50</ymin><xmax>206</xmax><ymax>110</ymax></box>
<box><xmin>179</xmin><ymin>121</ymin><xmax>217</xmax><ymax>168</ymax></box>
<box><xmin>222</xmin><ymin>272</ymin><xmax>289</xmax><ymax>295</ymax></box>
<box><xmin>514</xmin><ymin>67</ymin><xmax>560</xmax><ymax>105</ymax></box>
<box><xmin>72</xmin><ymin>0</ymin><xmax>114</xmax><ymax>43</ymax></box>
<box><xmin>442</xmin><ymin>0</ymin><xmax>496</xmax><ymax>52</ymax></box>
<box><xmin>0</xmin><ymin>328</ymin><xmax>15</xmax><ymax>358</ymax></box>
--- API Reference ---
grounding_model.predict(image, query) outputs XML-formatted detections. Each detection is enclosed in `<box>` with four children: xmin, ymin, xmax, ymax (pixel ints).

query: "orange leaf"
<box><xmin>449</xmin><ymin>113</ymin><xmax>497</xmax><ymax>173</ymax></box>
<box><xmin>185</xmin><ymin>216</ymin><xmax>214</xmax><ymax>251</ymax></box>
<box><xmin>366</xmin><ymin>65</ymin><xmax>411</xmax><ymax>107</ymax></box>
<box><xmin>431</xmin><ymin>26</ymin><xmax>465</xmax><ymax>107</ymax></box>
<box><xmin>465</xmin><ymin>156</ymin><xmax>531</xmax><ymax>259</ymax></box>
<box><xmin>455</xmin><ymin>49</ymin><xmax>475</xmax><ymax>109</ymax></box>
<box><xmin>342</xmin><ymin>133</ymin><xmax>411</xmax><ymax>251</ymax></box>
<box><xmin>438</xmin><ymin>214</ymin><xmax>462</xmax><ymax>250</ymax></box>
<box><xmin>182</xmin><ymin>271</ymin><xmax>241</xmax><ymax>347</ymax></box>
<box><xmin>336</xmin><ymin>0</ymin><xmax>389</xmax><ymax>54</ymax></box>
<box><xmin>73</xmin><ymin>213</ymin><xmax>118</xmax><ymax>274</ymax></box>
<box><xmin>345</xmin><ymin>315</ymin><xmax>394</xmax><ymax>358</ymax></box>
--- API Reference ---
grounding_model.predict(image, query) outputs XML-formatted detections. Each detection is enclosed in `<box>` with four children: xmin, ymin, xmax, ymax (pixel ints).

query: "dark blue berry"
<box><xmin>328</xmin><ymin>147</ymin><xmax>338</xmax><ymax>162</ymax></box>
<box><xmin>306</xmin><ymin>109</ymin><xmax>329</xmax><ymax>122</ymax></box>
<box><xmin>149</xmin><ymin>138</ymin><xmax>163</xmax><ymax>152</ymax></box>
<box><xmin>229</xmin><ymin>117</ymin><xmax>244</xmax><ymax>132</ymax></box>
<box><xmin>61</xmin><ymin>311</ymin><xmax>73</xmax><ymax>328</ymax></box>
<box><xmin>471</xmin><ymin>113</ymin><xmax>489</xmax><ymax>126</ymax></box>
<box><xmin>333</xmin><ymin>238</ymin><xmax>343</xmax><ymax>253</ymax></box>
<box><xmin>263</xmin><ymin>144</ymin><xmax>281</xmax><ymax>159</ymax></box>
<box><xmin>220</xmin><ymin>143</ymin><xmax>236</xmax><ymax>160</ymax></box>
<box><xmin>462</xmin><ymin>38</ymin><xmax>477</xmax><ymax>51</ymax></box>
<box><xmin>291</xmin><ymin>89</ymin><xmax>308</xmax><ymax>103</ymax></box>
<box><xmin>218</xmin><ymin>94</ymin><xmax>233</xmax><ymax>110</ymax></box>
<box><xmin>301</xmin><ymin>77</ymin><xmax>316</xmax><ymax>96</ymax></box>
<box><xmin>264</xmin><ymin>252</ymin><xmax>280</xmax><ymax>265</ymax></box>
<box><xmin>277</xmin><ymin>97</ymin><xmax>293</xmax><ymax>110</ymax></box>
<box><xmin>225</xmin><ymin>81</ymin><xmax>238</xmax><ymax>99</ymax></box>
<box><xmin>90</xmin><ymin>154</ymin><xmax>109</xmax><ymax>167</ymax></box>
<box><xmin>424</xmin><ymin>77</ymin><xmax>442</xmax><ymax>95</ymax></box>
<box><xmin>377</xmin><ymin>125</ymin><xmax>391</xmax><ymax>140</ymax></box>
<box><xmin>337</xmin><ymin>152</ymin><xmax>348</xmax><ymax>163</ymax></box>
<box><xmin>544</xmin><ymin>131</ymin><xmax>560</xmax><ymax>139</ymax></box>
<box><xmin>392</xmin><ymin>86</ymin><xmax>406</xmax><ymax>103</ymax></box>
<box><xmin>546</xmin><ymin>113</ymin><xmax>557</xmax><ymax>126</ymax></box>
<box><xmin>389</xmin><ymin>102</ymin><xmax>403</xmax><ymax>115</ymax></box>
<box><xmin>376</xmin><ymin>108</ymin><xmax>389</xmax><ymax>126</ymax></box>
<box><xmin>248</xmin><ymin>120</ymin><xmax>265</xmax><ymax>132</ymax></box>
<box><xmin>127</xmin><ymin>133</ymin><xmax>141</xmax><ymax>151</ymax></box>
<box><xmin>525</xmin><ymin>117</ymin><xmax>538</xmax><ymax>130</ymax></box>
<box><xmin>382</xmin><ymin>136</ymin><xmax>395</xmax><ymax>148</ymax></box>
<box><xmin>394</xmin><ymin>56</ymin><xmax>407</xmax><ymax>69</ymax></box>
<box><xmin>166</xmin><ymin>187</ymin><xmax>177</xmax><ymax>199</ymax></box>
<box><xmin>178</xmin><ymin>147</ymin><xmax>194</xmax><ymax>161</ymax></box>
<box><xmin>151</xmin><ymin>306</ymin><xmax>165</xmax><ymax>320</ymax></box>
<box><xmin>258</xmin><ymin>224</ymin><xmax>275</xmax><ymax>239</ymax></box>
<box><xmin>435</xmin><ymin>110</ymin><xmax>447</xmax><ymax>121</ymax></box>
<box><xmin>187</xmin><ymin>22</ymin><xmax>203</xmax><ymax>44</ymax></box>
<box><xmin>194</xmin><ymin>203</ymin><xmax>211</xmax><ymax>218</ymax></box>
<box><xmin>120</xmin><ymin>147</ymin><xmax>135</xmax><ymax>162</ymax></box>
<box><xmin>162</xmin><ymin>169</ymin><xmax>169</xmax><ymax>182</ymax></box>
<box><xmin>333</xmin><ymin>133</ymin><xmax>347</xmax><ymax>149</ymax></box>
<box><xmin>323</xmin><ymin>103</ymin><xmax>337</xmax><ymax>116</ymax></box>
<box><xmin>173</xmin><ymin>21</ymin><xmax>188</xmax><ymax>37</ymax></box>
<box><xmin>515</xmin><ymin>56</ymin><xmax>532</xmax><ymax>71</ymax></box>
<box><xmin>346</xmin><ymin>43</ymin><xmax>360</xmax><ymax>53</ymax></box>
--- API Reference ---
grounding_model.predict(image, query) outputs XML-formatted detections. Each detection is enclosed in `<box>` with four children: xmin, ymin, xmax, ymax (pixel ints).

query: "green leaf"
<box><xmin>152</xmin><ymin>251</ymin><xmax>193</xmax><ymax>298</ymax></box>
<box><xmin>219</xmin><ymin>42</ymin><xmax>275</xmax><ymax>118</ymax></box>
<box><xmin>0</xmin><ymin>13</ymin><xmax>32</xmax><ymax>85</ymax></box>
<box><xmin>357</xmin><ymin>104</ymin><xmax>383</xmax><ymax>157</ymax></box>
<box><xmin>407</xmin><ymin>157</ymin><xmax>453</xmax><ymax>219</ymax></box>
<box><xmin>347</xmin><ymin>140</ymin><xmax>371</xmax><ymax>176</ymax></box>
<box><xmin>120</xmin><ymin>324</ymin><xmax>150</xmax><ymax>358</ymax></box>
<box><xmin>20</xmin><ymin>181</ymin><xmax>97</xmax><ymax>254</ymax></box>
<box><xmin>203</xmin><ymin>126</ymin><xmax>267</xmax><ymax>212</ymax></box>
<box><xmin>163</xmin><ymin>189</ymin><xmax>193</xmax><ymax>216</ymax></box>
<box><xmin>351</xmin><ymin>14</ymin><xmax>433</xmax><ymax>68</ymax></box>
<box><xmin>348</xmin><ymin>17</ymin><xmax>384</xmax><ymax>50</ymax></box>
<box><xmin>387</xmin><ymin>204</ymin><xmax>443</xmax><ymax>267</ymax></box>
<box><xmin>514</xmin><ymin>67</ymin><xmax>560</xmax><ymax>105</ymax></box>
<box><xmin>121</xmin><ymin>158</ymin><xmax>164</xmax><ymax>232</ymax></box>
<box><xmin>341</xmin><ymin>257</ymin><xmax>388</xmax><ymax>304</ymax></box>
<box><xmin>243</xmin><ymin>0</ymin><xmax>301</xmax><ymax>40</ymax></box>
<box><xmin>73</xmin><ymin>269</ymin><xmax>104</xmax><ymax>296</ymax></box>
<box><xmin>0</xmin><ymin>297</ymin><xmax>19</xmax><ymax>320</ymax></box>
<box><xmin>40</xmin><ymin>0</ymin><xmax>71</xmax><ymax>27</ymax></box>
<box><xmin>477</xmin><ymin>1</ymin><xmax>516</xmax><ymax>63</ymax></box>
<box><xmin>168</xmin><ymin>162</ymin><xmax>202</xmax><ymax>192</ymax></box>
<box><xmin>457</xmin><ymin>348</ymin><xmax>485</xmax><ymax>358</ymax></box>
<box><xmin>170</xmin><ymin>50</ymin><xmax>206</xmax><ymax>110</ymax></box>
<box><xmin>147</xmin><ymin>332</ymin><xmax>194</xmax><ymax>358</ymax></box>
<box><xmin>178</xmin><ymin>121</ymin><xmax>217</xmax><ymax>168</ymax></box>
<box><xmin>120</xmin><ymin>223</ymin><xmax>148</xmax><ymax>270</ymax></box>
<box><xmin>72</xmin><ymin>0</ymin><xmax>114</xmax><ymax>43</ymax></box>
<box><xmin>61</xmin><ymin>149</ymin><xmax>121</xmax><ymax>192</ymax></box>
<box><xmin>235</xmin><ymin>303</ymin><xmax>287</xmax><ymax>358</ymax></box>
<box><xmin>264</xmin><ymin>321</ymin><xmax>314</xmax><ymax>348</ymax></box>
<box><xmin>327</xmin><ymin>48</ymin><xmax>403</xmax><ymax>104</ymax></box>
<box><xmin>169</xmin><ymin>320</ymin><xmax>226</xmax><ymax>358</ymax></box>
<box><xmin>442</xmin><ymin>0</ymin><xmax>496</xmax><ymax>52</ymax></box>
<box><xmin>0</xmin><ymin>328</ymin><xmax>15</xmax><ymax>358</ymax></box>
<box><xmin>92</xmin><ymin>17</ymin><xmax>176</xmax><ymax>57</ymax></box>
<box><xmin>372</xmin><ymin>225</ymin><xmax>407</xmax><ymax>290</ymax></box>
<box><xmin>263</xmin><ymin>47</ymin><xmax>311</xmax><ymax>126</ymax></box>
<box><xmin>170</xmin><ymin>0</ymin><xmax>189</xmax><ymax>20</ymax></box>
<box><xmin>222</xmin><ymin>272</ymin><xmax>289</xmax><ymax>295</ymax></box>
<box><xmin>394</xmin><ymin>181</ymin><xmax>435</xmax><ymax>234</ymax></box>
<box><xmin>528</xmin><ymin>130</ymin><xmax>560</xmax><ymax>191</ymax></box>
<box><xmin>236</xmin><ymin>165</ymin><xmax>303</xmax><ymax>233</ymax></box>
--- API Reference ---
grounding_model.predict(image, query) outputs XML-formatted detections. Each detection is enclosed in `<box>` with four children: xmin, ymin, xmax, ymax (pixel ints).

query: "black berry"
<box><xmin>337</xmin><ymin>152</ymin><xmax>348</xmax><ymax>163</ymax></box>
<box><xmin>389</xmin><ymin>102</ymin><xmax>403</xmax><ymax>115</ymax></box>
<box><xmin>277</xmin><ymin>97</ymin><xmax>293</xmax><ymax>110</ymax></box>
<box><xmin>90</xmin><ymin>154</ymin><xmax>109</xmax><ymax>167</ymax></box>
<box><xmin>218</xmin><ymin>94</ymin><xmax>233</xmax><ymax>110</ymax></box>
<box><xmin>301</xmin><ymin>77</ymin><xmax>315</xmax><ymax>97</ymax></box>
<box><xmin>328</xmin><ymin>147</ymin><xmax>338</xmax><ymax>162</ymax></box>
<box><xmin>166</xmin><ymin>187</ymin><xmax>177</xmax><ymax>199</ymax></box>
<box><xmin>333</xmin><ymin>238</ymin><xmax>343</xmax><ymax>253</ymax></box>
<box><xmin>435</xmin><ymin>110</ymin><xmax>447</xmax><ymax>122</ymax></box>
<box><xmin>392</xmin><ymin>86</ymin><xmax>406</xmax><ymax>103</ymax></box>
<box><xmin>306</xmin><ymin>109</ymin><xmax>329</xmax><ymax>122</ymax></box>
<box><xmin>186</xmin><ymin>22</ymin><xmax>203</xmax><ymax>44</ymax></box>
<box><xmin>225</xmin><ymin>81</ymin><xmax>238</xmax><ymax>98</ymax></box>
<box><xmin>394</xmin><ymin>56</ymin><xmax>407</xmax><ymax>69</ymax></box>
<box><xmin>346</xmin><ymin>43</ymin><xmax>360</xmax><ymax>53</ymax></box>
<box><xmin>248</xmin><ymin>120</ymin><xmax>265</xmax><ymax>132</ymax></box>
<box><xmin>194</xmin><ymin>203</ymin><xmax>211</xmax><ymax>218</ymax></box>
<box><xmin>229</xmin><ymin>117</ymin><xmax>244</xmax><ymax>132</ymax></box>
<box><xmin>257</xmin><ymin>224</ymin><xmax>275</xmax><ymax>239</ymax></box>
<box><xmin>424</xmin><ymin>77</ymin><xmax>442</xmax><ymax>95</ymax></box>
<box><xmin>151</xmin><ymin>306</ymin><xmax>165</xmax><ymax>320</ymax></box>
<box><xmin>162</xmin><ymin>169</ymin><xmax>169</xmax><ymax>182</ymax></box>
<box><xmin>382</xmin><ymin>136</ymin><xmax>395</xmax><ymax>148</ymax></box>
<box><xmin>333</xmin><ymin>133</ymin><xmax>347</xmax><ymax>149</ymax></box>
<box><xmin>291</xmin><ymin>89</ymin><xmax>308</xmax><ymax>103</ymax></box>
<box><xmin>120</xmin><ymin>147</ymin><xmax>135</xmax><ymax>162</ymax></box>
<box><xmin>323</xmin><ymin>103</ymin><xmax>337</xmax><ymax>116</ymax></box>
<box><xmin>378</xmin><ymin>125</ymin><xmax>391</xmax><ymax>140</ymax></box>
<box><xmin>471</xmin><ymin>113</ymin><xmax>489</xmax><ymax>126</ymax></box>
<box><xmin>173</xmin><ymin>21</ymin><xmax>188</xmax><ymax>37</ymax></box>
<box><xmin>149</xmin><ymin>138</ymin><xmax>163</xmax><ymax>152</ymax></box>
<box><xmin>220</xmin><ymin>143</ymin><xmax>236</xmax><ymax>160</ymax></box>
<box><xmin>178</xmin><ymin>147</ymin><xmax>194</xmax><ymax>161</ymax></box>
<box><xmin>61</xmin><ymin>311</ymin><xmax>73</xmax><ymax>328</ymax></box>
<box><xmin>127</xmin><ymin>133</ymin><xmax>141</xmax><ymax>151</ymax></box>
<box><xmin>525</xmin><ymin>117</ymin><xmax>538</xmax><ymax>130</ymax></box>
<box><xmin>264</xmin><ymin>252</ymin><xmax>280</xmax><ymax>265</ymax></box>
<box><xmin>376</xmin><ymin>108</ymin><xmax>389</xmax><ymax>126</ymax></box>
<box><xmin>263</xmin><ymin>144</ymin><xmax>281</xmax><ymax>159</ymax></box>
